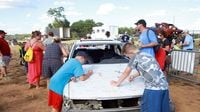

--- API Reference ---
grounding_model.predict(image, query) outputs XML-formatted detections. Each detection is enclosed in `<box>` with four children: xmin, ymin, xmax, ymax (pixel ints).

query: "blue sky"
<box><xmin>0</xmin><ymin>0</ymin><xmax>200</xmax><ymax>34</ymax></box>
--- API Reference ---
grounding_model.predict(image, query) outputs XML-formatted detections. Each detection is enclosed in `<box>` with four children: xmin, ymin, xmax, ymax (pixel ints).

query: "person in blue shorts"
<box><xmin>48</xmin><ymin>51</ymin><xmax>93</xmax><ymax>112</ymax></box>
<box><xmin>111</xmin><ymin>43</ymin><xmax>170</xmax><ymax>112</ymax></box>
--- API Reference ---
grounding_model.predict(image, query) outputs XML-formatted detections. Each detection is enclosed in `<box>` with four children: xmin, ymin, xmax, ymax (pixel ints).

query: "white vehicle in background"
<box><xmin>91</xmin><ymin>26</ymin><xmax>119</xmax><ymax>40</ymax></box>
<box><xmin>62</xmin><ymin>40</ymin><xmax>145</xmax><ymax>112</ymax></box>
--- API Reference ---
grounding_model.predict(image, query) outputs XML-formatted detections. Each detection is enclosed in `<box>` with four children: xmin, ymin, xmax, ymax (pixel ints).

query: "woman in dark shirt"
<box><xmin>42</xmin><ymin>36</ymin><xmax>68</xmax><ymax>88</ymax></box>
<box><xmin>157</xmin><ymin>30</ymin><xmax>171</xmax><ymax>76</ymax></box>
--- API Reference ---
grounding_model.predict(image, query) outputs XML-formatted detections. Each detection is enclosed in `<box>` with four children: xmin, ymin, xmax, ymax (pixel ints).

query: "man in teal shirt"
<box><xmin>48</xmin><ymin>51</ymin><xmax>93</xmax><ymax>112</ymax></box>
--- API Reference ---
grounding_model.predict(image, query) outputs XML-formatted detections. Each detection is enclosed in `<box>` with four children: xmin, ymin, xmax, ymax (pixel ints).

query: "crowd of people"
<box><xmin>0</xmin><ymin>19</ymin><xmax>195</xmax><ymax>112</ymax></box>
<box><xmin>0</xmin><ymin>30</ymin><xmax>93</xmax><ymax>112</ymax></box>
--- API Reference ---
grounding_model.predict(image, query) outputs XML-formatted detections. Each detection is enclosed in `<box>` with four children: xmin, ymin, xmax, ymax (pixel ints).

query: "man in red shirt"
<box><xmin>0</xmin><ymin>30</ymin><xmax>11</xmax><ymax>79</ymax></box>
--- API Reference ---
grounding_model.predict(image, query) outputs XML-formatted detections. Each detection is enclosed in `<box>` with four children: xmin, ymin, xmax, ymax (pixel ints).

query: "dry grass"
<box><xmin>0</xmin><ymin>46</ymin><xmax>199</xmax><ymax>112</ymax></box>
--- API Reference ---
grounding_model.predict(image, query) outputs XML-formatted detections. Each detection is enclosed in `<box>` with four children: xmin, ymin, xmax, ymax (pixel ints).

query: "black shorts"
<box><xmin>42</xmin><ymin>59</ymin><xmax>62</xmax><ymax>78</ymax></box>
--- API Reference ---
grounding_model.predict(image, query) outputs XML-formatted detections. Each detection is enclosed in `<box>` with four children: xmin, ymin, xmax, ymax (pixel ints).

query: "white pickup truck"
<box><xmin>62</xmin><ymin>40</ymin><xmax>145</xmax><ymax>112</ymax></box>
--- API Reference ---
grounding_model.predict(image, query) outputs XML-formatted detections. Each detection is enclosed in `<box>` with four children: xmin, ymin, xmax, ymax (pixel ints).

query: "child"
<box><xmin>111</xmin><ymin>43</ymin><xmax>170</xmax><ymax>112</ymax></box>
<box><xmin>48</xmin><ymin>51</ymin><xmax>93</xmax><ymax>112</ymax></box>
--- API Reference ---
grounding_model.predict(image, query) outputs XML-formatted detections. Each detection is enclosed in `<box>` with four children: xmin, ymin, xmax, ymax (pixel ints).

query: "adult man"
<box><xmin>0</xmin><ymin>30</ymin><xmax>11</xmax><ymax>79</ymax></box>
<box><xmin>48</xmin><ymin>51</ymin><xmax>93</xmax><ymax>112</ymax></box>
<box><xmin>182</xmin><ymin>31</ymin><xmax>194</xmax><ymax>50</ymax></box>
<box><xmin>135</xmin><ymin>19</ymin><xmax>158</xmax><ymax>57</ymax></box>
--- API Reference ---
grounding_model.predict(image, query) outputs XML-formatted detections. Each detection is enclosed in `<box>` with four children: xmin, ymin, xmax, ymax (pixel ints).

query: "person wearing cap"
<box><xmin>0</xmin><ymin>30</ymin><xmax>11</xmax><ymax>79</ymax></box>
<box><xmin>48</xmin><ymin>51</ymin><xmax>93</xmax><ymax>112</ymax></box>
<box><xmin>42</xmin><ymin>36</ymin><xmax>68</xmax><ymax>88</ymax></box>
<box><xmin>135</xmin><ymin>19</ymin><xmax>158</xmax><ymax>57</ymax></box>
<box><xmin>181</xmin><ymin>30</ymin><xmax>194</xmax><ymax>50</ymax></box>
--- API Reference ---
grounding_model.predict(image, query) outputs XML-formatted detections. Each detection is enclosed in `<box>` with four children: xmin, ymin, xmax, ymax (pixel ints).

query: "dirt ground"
<box><xmin>0</xmin><ymin>46</ymin><xmax>200</xmax><ymax>112</ymax></box>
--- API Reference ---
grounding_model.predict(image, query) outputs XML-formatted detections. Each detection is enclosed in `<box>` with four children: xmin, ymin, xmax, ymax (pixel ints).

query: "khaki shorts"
<box><xmin>0</xmin><ymin>56</ymin><xmax>11</xmax><ymax>67</ymax></box>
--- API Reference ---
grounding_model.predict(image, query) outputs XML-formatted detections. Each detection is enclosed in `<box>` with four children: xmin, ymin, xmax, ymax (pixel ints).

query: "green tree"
<box><xmin>48</xmin><ymin>23</ymin><xmax>53</xmax><ymax>28</ymax></box>
<box><xmin>13</xmin><ymin>34</ymin><xmax>31</xmax><ymax>40</ymax></box>
<box><xmin>71</xmin><ymin>32</ymin><xmax>79</xmax><ymax>40</ymax></box>
<box><xmin>47</xmin><ymin>7</ymin><xmax>65</xmax><ymax>18</ymax></box>
<box><xmin>47</xmin><ymin>7</ymin><xmax>70</xmax><ymax>28</ymax></box>
<box><xmin>95</xmin><ymin>22</ymin><xmax>104</xmax><ymax>27</ymax></box>
<box><xmin>118</xmin><ymin>27</ymin><xmax>137</xmax><ymax>35</ymax></box>
<box><xmin>70</xmin><ymin>19</ymin><xmax>96</xmax><ymax>38</ymax></box>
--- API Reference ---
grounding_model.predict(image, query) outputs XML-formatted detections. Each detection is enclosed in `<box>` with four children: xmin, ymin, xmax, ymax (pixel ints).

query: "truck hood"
<box><xmin>63</xmin><ymin>64</ymin><xmax>145</xmax><ymax>100</ymax></box>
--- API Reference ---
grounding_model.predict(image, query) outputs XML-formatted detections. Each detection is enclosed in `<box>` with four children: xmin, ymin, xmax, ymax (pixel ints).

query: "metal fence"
<box><xmin>169</xmin><ymin>50</ymin><xmax>200</xmax><ymax>84</ymax></box>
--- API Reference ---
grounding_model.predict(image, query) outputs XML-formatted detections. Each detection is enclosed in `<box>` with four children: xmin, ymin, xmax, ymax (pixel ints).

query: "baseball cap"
<box><xmin>76</xmin><ymin>51</ymin><xmax>88</xmax><ymax>58</ymax></box>
<box><xmin>135</xmin><ymin>19</ymin><xmax>146</xmax><ymax>26</ymax></box>
<box><xmin>0</xmin><ymin>30</ymin><xmax>7</xmax><ymax>34</ymax></box>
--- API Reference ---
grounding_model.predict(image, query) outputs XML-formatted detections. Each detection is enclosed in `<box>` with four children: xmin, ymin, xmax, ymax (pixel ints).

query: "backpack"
<box><xmin>23</xmin><ymin>42</ymin><xmax>36</xmax><ymax>62</ymax></box>
<box><xmin>147</xmin><ymin>29</ymin><xmax>169</xmax><ymax>70</ymax></box>
<box><xmin>146</xmin><ymin>29</ymin><xmax>160</xmax><ymax>53</ymax></box>
<box><xmin>24</xmin><ymin>47</ymin><xmax>33</xmax><ymax>62</ymax></box>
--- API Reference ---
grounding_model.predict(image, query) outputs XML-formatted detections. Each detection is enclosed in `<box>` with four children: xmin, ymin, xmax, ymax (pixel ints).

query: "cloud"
<box><xmin>118</xmin><ymin>6</ymin><xmax>130</xmax><ymax>10</ymax></box>
<box><xmin>64</xmin><ymin>10</ymin><xmax>82</xmax><ymax>16</ymax></box>
<box><xmin>32</xmin><ymin>15</ymin><xmax>51</xmax><ymax>34</ymax></box>
<box><xmin>186</xmin><ymin>18</ymin><xmax>200</xmax><ymax>30</ymax></box>
<box><xmin>166</xmin><ymin>0</ymin><xmax>199</xmax><ymax>2</ymax></box>
<box><xmin>53</xmin><ymin>0</ymin><xmax>82</xmax><ymax>17</ymax></box>
<box><xmin>54</xmin><ymin>0</ymin><xmax>75</xmax><ymax>6</ymax></box>
<box><xmin>31</xmin><ymin>23</ymin><xmax>44</xmax><ymax>32</ymax></box>
<box><xmin>0</xmin><ymin>0</ymin><xmax>34</xmax><ymax>9</ymax></box>
<box><xmin>0</xmin><ymin>23</ymin><xmax>25</xmax><ymax>34</ymax></box>
<box><xmin>26</xmin><ymin>13</ymin><xmax>32</xmax><ymax>18</ymax></box>
<box><xmin>0</xmin><ymin>22</ymin><xmax>6</xmax><ymax>27</ymax></box>
<box><xmin>67</xmin><ymin>6</ymin><xmax>75</xmax><ymax>11</ymax></box>
<box><xmin>65</xmin><ymin>7</ymin><xmax>82</xmax><ymax>16</ymax></box>
<box><xmin>96</xmin><ymin>3</ymin><xmax>130</xmax><ymax>16</ymax></box>
<box><xmin>188</xmin><ymin>7</ymin><xmax>200</xmax><ymax>13</ymax></box>
<box><xmin>54</xmin><ymin>1</ymin><xmax>67</xmax><ymax>6</ymax></box>
<box><xmin>8</xmin><ymin>27</ymin><xmax>24</xmax><ymax>34</ymax></box>
<box><xmin>0</xmin><ymin>0</ymin><xmax>15</xmax><ymax>8</ymax></box>
<box><xmin>147</xmin><ymin>10</ymin><xmax>167</xmax><ymax>17</ymax></box>
<box><xmin>96</xmin><ymin>3</ymin><xmax>116</xmax><ymax>15</ymax></box>
<box><xmin>38</xmin><ymin>14</ymin><xmax>54</xmax><ymax>23</ymax></box>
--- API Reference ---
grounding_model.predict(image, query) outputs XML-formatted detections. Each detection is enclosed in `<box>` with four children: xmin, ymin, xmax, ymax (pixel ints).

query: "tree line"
<box><xmin>12</xmin><ymin>7</ymin><xmax>136</xmax><ymax>40</ymax></box>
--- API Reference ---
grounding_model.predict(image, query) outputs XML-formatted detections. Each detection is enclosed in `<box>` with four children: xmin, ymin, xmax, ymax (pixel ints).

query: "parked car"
<box><xmin>62</xmin><ymin>39</ymin><xmax>145</xmax><ymax>112</ymax></box>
